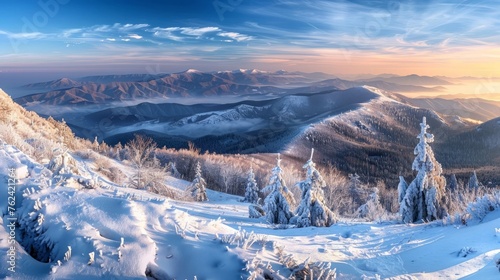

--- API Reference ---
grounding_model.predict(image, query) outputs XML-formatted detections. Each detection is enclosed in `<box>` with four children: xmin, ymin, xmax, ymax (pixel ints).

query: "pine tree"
<box><xmin>243</xmin><ymin>166</ymin><xmax>260</xmax><ymax>204</ymax></box>
<box><xmin>400</xmin><ymin>117</ymin><xmax>447</xmax><ymax>223</ymax></box>
<box><xmin>294</xmin><ymin>149</ymin><xmax>336</xmax><ymax>227</ymax></box>
<box><xmin>261</xmin><ymin>154</ymin><xmax>295</xmax><ymax>225</ymax></box>
<box><xmin>190</xmin><ymin>161</ymin><xmax>208</xmax><ymax>202</ymax></box>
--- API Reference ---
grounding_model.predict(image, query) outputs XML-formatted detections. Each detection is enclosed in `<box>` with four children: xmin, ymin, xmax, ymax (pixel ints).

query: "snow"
<box><xmin>1</xmin><ymin>143</ymin><xmax>500</xmax><ymax>279</ymax></box>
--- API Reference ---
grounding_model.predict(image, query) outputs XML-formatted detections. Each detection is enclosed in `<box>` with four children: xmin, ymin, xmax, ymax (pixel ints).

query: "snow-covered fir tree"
<box><xmin>261</xmin><ymin>154</ymin><xmax>295</xmax><ymax>225</ymax></box>
<box><xmin>167</xmin><ymin>162</ymin><xmax>181</xmax><ymax>178</ymax></box>
<box><xmin>190</xmin><ymin>161</ymin><xmax>208</xmax><ymax>202</ymax></box>
<box><xmin>400</xmin><ymin>117</ymin><xmax>447</xmax><ymax>223</ymax></box>
<box><xmin>397</xmin><ymin>176</ymin><xmax>408</xmax><ymax>205</ymax></box>
<box><xmin>294</xmin><ymin>149</ymin><xmax>336</xmax><ymax>227</ymax></box>
<box><xmin>469</xmin><ymin>170</ymin><xmax>480</xmax><ymax>195</ymax></box>
<box><xmin>243</xmin><ymin>166</ymin><xmax>260</xmax><ymax>204</ymax></box>
<box><xmin>449</xmin><ymin>174</ymin><xmax>458</xmax><ymax>193</ymax></box>
<box><xmin>348</xmin><ymin>173</ymin><xmax>365</xmax><ymax>207</ymax></box>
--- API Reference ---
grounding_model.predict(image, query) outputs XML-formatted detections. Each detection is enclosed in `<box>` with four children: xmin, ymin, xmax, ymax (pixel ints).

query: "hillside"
<box><xmin>2</xmin><ymin>86</ymin><xmax>500</xmax><ymax>279</ymax></box>
<box><xmin>58</xmin><ymin>86</ymin><xmax>500</xmax><ymax>185</ymax></box>
<box><xmin>402</xmin><ymin>97</ymin><xmax>500</xmax><ymax>122</ymax></box>
<box><xmin>1</xmin><ymin>141</ymin><xmax>500</xmax><ymax>279</ymax></box>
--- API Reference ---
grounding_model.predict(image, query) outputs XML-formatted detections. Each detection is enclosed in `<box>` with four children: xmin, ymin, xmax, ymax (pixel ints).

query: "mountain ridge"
<box><xmin>15</xmin><ymin>71</ymin><xmax>444</xmax><ymax>106</ymax></box>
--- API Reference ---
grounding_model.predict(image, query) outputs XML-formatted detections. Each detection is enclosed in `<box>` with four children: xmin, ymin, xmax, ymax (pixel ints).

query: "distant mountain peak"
<box><xmin>184</xmin><ymin>69</ymin><xmax>201</xmax><ymax>73</ymax></box>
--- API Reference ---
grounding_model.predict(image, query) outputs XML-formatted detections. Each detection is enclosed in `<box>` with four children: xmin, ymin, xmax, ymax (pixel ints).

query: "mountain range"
<box><xmin>15</xmin><ymin>70</ymin><xmax>446</xmax><ymax>106</ymax></box>
<box><xmin>6</xmin><ymin>70</ymin><xmax>500</xmax><ymax>185</ymax></box>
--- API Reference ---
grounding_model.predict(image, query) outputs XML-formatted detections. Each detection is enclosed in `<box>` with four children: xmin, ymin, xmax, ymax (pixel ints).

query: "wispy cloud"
<box><xmin>149</xmin><ymin>27</ymin><xmax>184</xmax><ymax>41</ymax></box>
<box><xmin>127</xmin><ymin>34</ymin><xmax>143</xmax><ymax>40</ymax></box>
<box><xmin>179</xmin><ymin>27</ymin><xmax>220</xmax><ymax>36</ymax></box>
<box><xmin>239</xmin><ymin>0</ymin><xmax>500</xmax><ymax>52</ymax></box>
<box><xmin>217</xmin><ymin>32</ymin><xmax>252</xmax><ymax>42</ymax></box>
<box><xmin>0</xmin><ymin>30</ymin><xmax>47</xmax><ymax>40</ymax></box>
<box><xmin>89</xmin><ymin>23</ymin><xmax>149</xmax><ymax>33</ymax></box>
<box><xmin>146</xmin><ymin>26</ymin><xmax>253</xmax><ymax>43</ymax></box>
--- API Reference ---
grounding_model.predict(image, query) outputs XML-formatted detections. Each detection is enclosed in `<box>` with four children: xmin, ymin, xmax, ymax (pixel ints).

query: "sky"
<box><xmin>0</xmin><ymin>0</ymin><xmax>499</xmax><ymax>85</ymax></box>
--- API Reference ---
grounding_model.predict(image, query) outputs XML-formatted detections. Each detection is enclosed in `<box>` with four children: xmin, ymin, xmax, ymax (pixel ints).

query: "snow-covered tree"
<box><xmin>190</xmin><ymin>161</ymin><xmax>208</xmax><ymax>202</ymax></box>
<box><xmin>167</xmin><ymin>162</ymin><xmax>181</xmax><ymax>178</ymax></box>
<box><xmin>348</xmin><ymin>173</ymin><xmax>366</xmax><ymax>207</ymax></box>
<box><xmin>243</xmin><ymin>166</ymin><xmax>260</xmax><ymax>204</ymax></box>
<box><xmin>449</xmin><ymin>174</ymin><xmax>458</xmax><ymax>193</ymax></box>
<box><xmin>126</xmin><ymin>135</ymin><xmax>157</xmax><ymax>189</ymax></box>
<box><xmin>125</xmin><ymin>135</ymin><xmax>173</xmax><ymax>197</ymax></box>
<box><xmin>397</xmin><ymin>176</ymin><xmax>408</xmax><ymax>204</ymax></box>
<box><xmin>261</xmin><ymin>154</ymin><xmax>295</xmax><ymax>225</ymax></box>
<box><xmin>358</xmin><ymin>187</ymin><xmax>385</xmax><ymax>221</ymax></box>
<box><xmin>294</xmin><ymin>149</ymin><xmax>336</xmax><ymax>227</ymax></box>
<box><xmin>469</xmin><ymin>171</ymin><xmax>480</xmax><ymax>194</ymax></box>
<box><xmin>92</xmin><ymin>136</ymin><xmax>99</xmax><ymax>151</ymax></box>
<box><xmin>144</xmin><ymin>156</ymin><xmax>175</xmax><ymax>197</ymax></box>
<box><xmin>400</xmin><ymin>117</ymin><xmax>447</xmax><ymax>223</ymax></box>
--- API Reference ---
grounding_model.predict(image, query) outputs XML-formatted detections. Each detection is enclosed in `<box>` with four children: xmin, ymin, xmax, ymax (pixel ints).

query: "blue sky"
<box><xmin>0</xmin><ymin>0</ymin><xmax>499</xmax><ymax>82</ymax></box>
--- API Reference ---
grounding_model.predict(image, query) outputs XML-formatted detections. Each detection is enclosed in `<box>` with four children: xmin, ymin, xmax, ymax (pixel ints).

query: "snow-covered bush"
<box><xmin>261</xmin><ymin>154</ymin><xmax>295</xmax><ymax>225</ymax></box>
<box><xmin>466</xmin><ymin>195</ymin><xmax>495</xmax><ymax>222</ymax></box>
<box><xmin>74</xmin><ymin>175</ymin><xmax>101</xmax><ymax>189</ymax></box>
<box><xmin>47</xmin><ymin>148</ymin><xmax>79</xmax><ymax>176</ymax></box>
<box><xmin>274</xmin><ymin>244</ymin><xmax>337</xmax><ymax>279</ymax></box>
<box><xmin>294</xmin><ymin>149</ymin><xmax>336</xmax><ymax>227</ymax></box>
<box><xmin>291</xmin><ymin>259</ymin><xmax>337</xmax><ymax>280</ymax></box>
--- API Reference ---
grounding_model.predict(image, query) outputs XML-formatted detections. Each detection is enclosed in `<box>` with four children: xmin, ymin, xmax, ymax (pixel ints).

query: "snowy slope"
<box><xmin>1</xmin><ymin>143</ymin><xmax>500</xmax><ymax>279</ymax></box>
